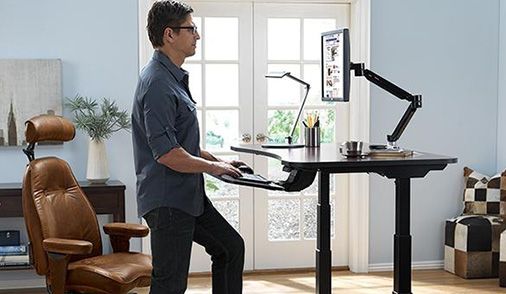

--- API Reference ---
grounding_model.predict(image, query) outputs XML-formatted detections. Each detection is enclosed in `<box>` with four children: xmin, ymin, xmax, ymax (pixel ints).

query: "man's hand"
<box><xmin>227</xmin><ymin>159</ymin><xmax>248</xmax><ymax>168</ymax></box>
<box><xmin>209</xmin><ymin>161</ymin><xmax>242</xmax><ymax>178</ymax></box>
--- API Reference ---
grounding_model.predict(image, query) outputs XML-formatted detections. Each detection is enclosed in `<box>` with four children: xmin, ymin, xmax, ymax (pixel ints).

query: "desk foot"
<box><xmin>316</xmin><ymin>249</ymin><xmax>331</xmax><ymax>294</ymax></box>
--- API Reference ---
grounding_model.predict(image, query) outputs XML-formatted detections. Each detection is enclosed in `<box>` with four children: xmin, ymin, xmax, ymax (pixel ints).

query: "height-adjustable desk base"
<box><xmin>231</xmin><ymin>144</ymin><xmax>456</xmax><ymax>294</ymax></box>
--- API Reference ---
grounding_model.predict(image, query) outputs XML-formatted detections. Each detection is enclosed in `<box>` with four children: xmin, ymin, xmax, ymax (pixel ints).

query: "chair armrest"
<box><xmin>103</xmin><ymin>223</ymin><xmax>149</xmax><ymax>253</ymax></box>
<box><xmin>42</xmin><ymin>238</ymin><xmax>93</xmax><ymax>255</ymax></box>
<box><xmin>103</xmin><ymin>222</ymin><xmax>149</xmax><ymax>238</ymax></box>
<box><xmin>42</xmin><ymin>238</ymin><xmax>92</xmax><ymax>294</ymax></box>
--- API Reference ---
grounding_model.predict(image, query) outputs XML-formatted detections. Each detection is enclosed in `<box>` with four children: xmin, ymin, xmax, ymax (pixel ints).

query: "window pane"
<box><xmin>320</xmin><ymin>108</ymin><xmax>335</xmax><ymax>144</ymax></box>
<box><xmin>205</xmin><ymin>17</ymin><xmax>238</xmax><ymax>60</ymax></box>
<box><xmin>205</xmin><ymin>110</ymin><xmax>238</xmax><ymax>151</ymax></box>
<box><xmin>304</xmin><ymin>64</ymin><xmax>322</xmax><ymax>105</ymax></box>
<box><xmin>268</xmin><ymin>18</ymin><xmax>300</xmax><ymax>60</ymax></box>
<box><xmin>267</xmin><ymin>64</ymin><xmax>300</xmax><ymax>106</ymax></box>
<box><xmin>205</xmin><ymin>64</ymin><xmax>238</xmax><ymax>106</ymax></box>
<box><xmin>303</xmin><ymin>197</ymin><xmax>335</xmax><ymax>239</ymax></box>
<box><xmin>268</xmin><ymin>199</ymin><xmax>300</xmax><ymax>241</ymax></box>
<box><xmin>267</xmin><ymin>109</ymin><xmax>301</xmax><ymax>144</ymax></box>
<box><xmin>184</xmin><ymin>64</ymin><xmax>202</xmax><ymax>105</ymax></box>
<box><xmin>303</xmin><ymin>19</ymin><xmax>336</xmax><ymax>60</ymax></box>
<box><xmin>187</xmin><ymin>17</ymin><xmax>202</xmax><ymax>61</ymax></box>
<box><xmin>213</xmin><ymin>200</ymin><xmax>239</xmax><ymax>231</ymax></box>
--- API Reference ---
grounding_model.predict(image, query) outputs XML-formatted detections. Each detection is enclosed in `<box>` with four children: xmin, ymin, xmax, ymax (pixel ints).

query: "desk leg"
<box><xmin>393</xmin><ymin>178</ymin><xmax>412</xmax><ymax>294</ymax></box>
<box><xmin>316</xmin><ymin>171</ymin><xmax>331</xmax><ymax>294</ymax></box>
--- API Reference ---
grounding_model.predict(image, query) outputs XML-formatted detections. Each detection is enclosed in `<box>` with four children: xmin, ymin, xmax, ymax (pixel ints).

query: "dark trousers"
<box><xmin>143</xmin><ymin>200</ymin><xmax>244</xmax><ymax>294</ymax></box>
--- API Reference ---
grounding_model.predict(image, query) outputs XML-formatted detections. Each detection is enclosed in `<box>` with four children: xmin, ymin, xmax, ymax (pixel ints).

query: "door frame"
<box><xmin>138</xmin><ymin>0</ymin><xmax>371</xmax><ymax>273</ymax></box>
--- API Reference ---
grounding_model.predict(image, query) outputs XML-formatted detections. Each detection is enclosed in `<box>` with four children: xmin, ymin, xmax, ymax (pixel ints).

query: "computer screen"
<box><xmin>321</xmin><ymin>28</ymin><xmax>350</xmax><ymax>102</ymax></box>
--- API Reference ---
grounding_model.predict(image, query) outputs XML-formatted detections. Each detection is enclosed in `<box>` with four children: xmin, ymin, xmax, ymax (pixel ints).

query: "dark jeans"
<box><xmin>143</xmin><ymin>200</ymin><xmax>244</xmax><ymax>294</ymax></box>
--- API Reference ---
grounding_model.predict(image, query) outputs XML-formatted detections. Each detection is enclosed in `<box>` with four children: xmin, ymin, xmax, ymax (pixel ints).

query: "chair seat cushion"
<box><xmin>66</xmin><ymin>252</ymin><xmax>151</xmax><ymax>293</ymax></box>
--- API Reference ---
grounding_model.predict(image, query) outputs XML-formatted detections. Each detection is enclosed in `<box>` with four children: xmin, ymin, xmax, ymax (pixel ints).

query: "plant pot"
<box><xmin>86</xmin><ymin>138</ymin><xmax>109</xmax><ymax>184</ymax></box>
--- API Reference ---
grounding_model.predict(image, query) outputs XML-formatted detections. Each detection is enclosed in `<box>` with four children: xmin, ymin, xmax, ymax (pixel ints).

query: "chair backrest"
<box><xmin>22</xmin><ymin>115</ymin><xmax>102</xmax><ymax>275</ymax></box>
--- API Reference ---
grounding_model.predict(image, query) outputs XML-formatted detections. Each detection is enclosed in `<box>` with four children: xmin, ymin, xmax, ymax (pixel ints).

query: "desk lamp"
<box><xmin>262</xmin><ymin>71</ymin><xmax>311</xmax><ymax>148</ymax></box>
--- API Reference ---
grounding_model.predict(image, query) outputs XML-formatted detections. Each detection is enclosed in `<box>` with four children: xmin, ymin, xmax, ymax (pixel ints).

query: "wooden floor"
<box><xmin>133</xmin><ymin>269</ymin><xmax>505</xmax><ymax>294</ymax></box>
<box><xmin>4</xmin><ymin>270</ymin><xmax>504</xmax><ymax>293</ymax></box>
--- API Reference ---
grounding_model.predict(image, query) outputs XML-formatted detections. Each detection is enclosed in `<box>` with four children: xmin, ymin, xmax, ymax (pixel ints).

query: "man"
<box><xmin>131</xmin><ymin>1</ymin><xmax>245</xmax><ymax>293</ymax></box>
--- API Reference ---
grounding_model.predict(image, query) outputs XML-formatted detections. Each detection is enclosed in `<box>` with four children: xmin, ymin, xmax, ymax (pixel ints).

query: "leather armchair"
<box><xmin>21</xmin><ymin>115</ymin><xmax>151</xmax><ymax>294</ymax></box>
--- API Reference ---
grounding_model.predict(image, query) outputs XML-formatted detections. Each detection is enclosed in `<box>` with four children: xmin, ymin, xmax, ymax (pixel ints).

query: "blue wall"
<box><xmin>370</xmin><ymin>0</ymin><xmax>500</xmax><ymax>265</ymax></box>
<box><xmin>498</xmin><ymin>1</ymin><xmax>506</xmax><ymax>169</ymax></box>
<box><xmin>0</xmin><ymin>0</ymin><xmax>140</xmax><ymax>250</ymax></box>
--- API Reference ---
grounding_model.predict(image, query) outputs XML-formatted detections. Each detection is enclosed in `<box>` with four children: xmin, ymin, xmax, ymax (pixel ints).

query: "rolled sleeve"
<box><xmin>143</xmin><ymin>81</ymin><xmax>180</xmax><ymax>160</ymax></box>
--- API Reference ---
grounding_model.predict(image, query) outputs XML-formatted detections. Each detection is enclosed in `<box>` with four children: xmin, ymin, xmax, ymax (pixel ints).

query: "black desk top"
<box><xmin>231</xmin><ymin>144</ymin><xmax>457</xmax><ymax>178</ymax></box>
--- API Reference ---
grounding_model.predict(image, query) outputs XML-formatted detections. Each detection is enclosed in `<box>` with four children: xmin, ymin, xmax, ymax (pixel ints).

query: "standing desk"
<box><xmin>231</xmin><ymin>143</ymin><xmax>457</xmax><ymax>294</ymax></box>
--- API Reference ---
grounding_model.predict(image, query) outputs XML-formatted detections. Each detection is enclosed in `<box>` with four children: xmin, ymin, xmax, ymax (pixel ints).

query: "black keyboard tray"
<box><xmin>213</xmin><ymin>168</ymin><xmax>316</xmax><ymax>192</ymax></box>
<box><xmin>215</xmin><ymin>174</ymin><xmax>284</xmax><ymax>191</ymax></box>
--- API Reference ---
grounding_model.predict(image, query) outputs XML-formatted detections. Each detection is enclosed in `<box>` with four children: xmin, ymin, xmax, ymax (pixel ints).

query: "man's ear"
<box><xmin>164</xmin><ymin>27</ymin><xmax>175</xmax><ymax>43</ymax></box>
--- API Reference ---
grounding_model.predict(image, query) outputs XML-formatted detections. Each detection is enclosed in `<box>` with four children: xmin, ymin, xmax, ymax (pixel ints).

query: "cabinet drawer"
<box><xmin>85</xmin><ymin>193</ymin><xmax>119</xmax><ymax>210</ymax></box>
<box><xmin>0</xmin><ymin>196</ymin><xmax>23</xmax><ymax>217</ymax></box>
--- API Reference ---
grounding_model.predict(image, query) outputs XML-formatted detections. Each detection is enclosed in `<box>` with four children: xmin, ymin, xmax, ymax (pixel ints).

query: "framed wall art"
<box><xmin>0</xmin><ymin>59</ymin><xmax>62</xmax><ymax>146</ymax></box>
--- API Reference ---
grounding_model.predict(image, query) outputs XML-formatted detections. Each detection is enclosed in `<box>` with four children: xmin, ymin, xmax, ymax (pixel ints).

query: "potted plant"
<box><xmin>66</xmin><ymin>94</ymin><xmax>131</xmax><ymax>183</ymax></box>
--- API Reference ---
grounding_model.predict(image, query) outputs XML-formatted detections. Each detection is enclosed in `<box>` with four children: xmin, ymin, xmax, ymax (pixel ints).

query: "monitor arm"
<box><xmin>350</xmin><ymin>62</ymin><xmax>422</xmax><ymax>148</ymax></box>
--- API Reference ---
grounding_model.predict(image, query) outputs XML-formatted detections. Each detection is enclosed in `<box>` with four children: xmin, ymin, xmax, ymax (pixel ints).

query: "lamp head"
<box><xmin>265</xmin><ymin>71</ymin><xmax>290</xmax><ymax>78</ymax></box>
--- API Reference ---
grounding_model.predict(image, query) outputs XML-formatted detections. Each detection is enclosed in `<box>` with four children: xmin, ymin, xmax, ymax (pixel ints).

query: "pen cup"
<box><xmin>304</xmin><ymin>127</ymin><xmax>320</xmax><ymax>147</ymax></box>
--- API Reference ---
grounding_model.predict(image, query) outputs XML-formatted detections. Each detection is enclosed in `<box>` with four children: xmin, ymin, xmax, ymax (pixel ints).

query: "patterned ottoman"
<box><xmin>501</xmin><ymin>230</ymin><xmax>506</xmax><ymax>286</ymax></box>
<box><xmin>444</xmin><ymin>215</ymin><xmax>506</xmax><ymax>278</ymax></box>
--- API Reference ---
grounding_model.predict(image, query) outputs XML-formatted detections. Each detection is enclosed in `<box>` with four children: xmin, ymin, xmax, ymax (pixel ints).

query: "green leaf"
<box><xmin>65</xmin><ymin>94</ymin><xmax>131</xmax><ymax>141</ymax></box>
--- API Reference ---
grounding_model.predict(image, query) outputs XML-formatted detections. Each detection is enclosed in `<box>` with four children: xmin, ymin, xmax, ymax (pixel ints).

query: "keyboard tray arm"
<box><xmin>277</xmin><ymin>167</ymin><xmax>317</xmax><ymax>192</ymax></box>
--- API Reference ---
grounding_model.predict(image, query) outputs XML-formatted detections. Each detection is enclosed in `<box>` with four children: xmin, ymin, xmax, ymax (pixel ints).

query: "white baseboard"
<box><xmin>368</xmin><ymin>260</ymin><xmax>444</xmax><ymax>272</ymax></box>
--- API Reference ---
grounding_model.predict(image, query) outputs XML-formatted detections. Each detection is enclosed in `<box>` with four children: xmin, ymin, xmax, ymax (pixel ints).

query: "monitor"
<box><xmin>321</xmin><ymin>28</ymin><xmax>350</xmax><ymax>102</ymax></box>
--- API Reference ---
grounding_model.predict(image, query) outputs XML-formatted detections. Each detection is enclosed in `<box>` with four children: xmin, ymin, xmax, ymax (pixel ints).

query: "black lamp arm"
<box><xmin>287</xmin><ymin>81</ymin><xmax>311</xmax><ymax>144</ymax></box>
<box><xmin>286</xmin><ymin>74</ymin><xmax>311</xmax><ymax>88</ymax></box>
<box><xmin>350</xmin><ymin>62</ymin><xmax>422</xmax><ymax>145</ymax></box>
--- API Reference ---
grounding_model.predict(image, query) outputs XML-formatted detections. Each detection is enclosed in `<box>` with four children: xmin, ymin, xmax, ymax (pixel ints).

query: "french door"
<box><xmin>140</xmin><ymin>0</ymin><xmax>351</xmax><ymax>272</ymax></box>
<box><xmin>252</xmin><ymin>3</ymin><xmax>350</xmax><ymax>269</ymax></box>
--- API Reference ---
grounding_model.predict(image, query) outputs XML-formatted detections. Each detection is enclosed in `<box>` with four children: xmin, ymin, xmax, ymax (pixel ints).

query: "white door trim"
<box><xmin>348</xmin><ymin>0</ymin><xmax>370</xmax><ymax>273</ymax></box>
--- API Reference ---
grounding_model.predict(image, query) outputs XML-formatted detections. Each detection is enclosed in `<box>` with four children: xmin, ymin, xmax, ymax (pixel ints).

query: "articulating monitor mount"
<box><xmin>350</xmin><ymin>63</ymin><xmax>422</xmax><ymax>149</ymax></box>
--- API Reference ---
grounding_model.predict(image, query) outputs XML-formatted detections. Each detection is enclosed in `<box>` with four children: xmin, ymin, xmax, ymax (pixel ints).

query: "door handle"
<box><xmin>256</xmin><ymin>133</ymin><xmax>270</xmax><ymax>143</ymax></box>
<box><xmin>241</xmin><ymin>133</ymin><xmax>252</xmax><ymax>143</ymax></box>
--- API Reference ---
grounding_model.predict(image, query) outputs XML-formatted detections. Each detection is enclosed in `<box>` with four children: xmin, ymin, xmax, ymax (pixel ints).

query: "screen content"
<box><xmin>321</xmin><ymin>28</ymin><xmax>349</xmax><ymax>102</ymax></box>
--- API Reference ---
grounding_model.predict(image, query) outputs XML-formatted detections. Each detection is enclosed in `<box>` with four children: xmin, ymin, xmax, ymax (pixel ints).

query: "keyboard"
<box><xmin>238</xmin><ymin>173</ymin><xmax>271</xmax><ymax>184</ymax></box>
<box><xmin>221</xmin><ymin>173</ymin><xmax>271</xmax><ymax>184</ymax></box>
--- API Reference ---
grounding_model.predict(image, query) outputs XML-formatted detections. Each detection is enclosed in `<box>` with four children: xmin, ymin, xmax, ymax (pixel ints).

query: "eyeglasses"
<box><xmin>170</xmin><ymin>25</ymin><xmax>198</xmax><ymax>34</ymax></box>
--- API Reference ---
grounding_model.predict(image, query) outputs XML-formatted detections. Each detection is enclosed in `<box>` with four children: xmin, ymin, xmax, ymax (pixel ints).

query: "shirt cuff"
<box><xmin>149</xmin><ymin>127</ymin><xmax>180</xmax><ymax>160</ymax></box>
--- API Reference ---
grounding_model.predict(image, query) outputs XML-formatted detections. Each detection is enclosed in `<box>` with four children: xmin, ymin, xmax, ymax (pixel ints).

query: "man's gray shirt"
<box><xmin>132</xmin><ymin>50</ymin><xmax>205</xmax><ymax>217</ymax></box>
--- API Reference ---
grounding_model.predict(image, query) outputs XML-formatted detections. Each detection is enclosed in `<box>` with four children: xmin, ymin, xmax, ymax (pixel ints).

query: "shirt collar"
<box><xmin>153</xmin><ymin>50</ymin><xmax>187</xmax><ymax>82</ymax></box>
